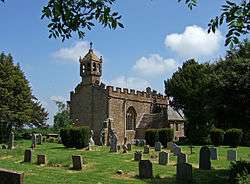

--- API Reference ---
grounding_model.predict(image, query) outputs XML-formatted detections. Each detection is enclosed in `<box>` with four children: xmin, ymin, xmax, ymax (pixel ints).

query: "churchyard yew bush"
<box><xmin>145</xmin><ymin>129</ymin><xmax>158</xmax><ymax>147</ymax></box>
<box><xmin>210</xmin><ymin>128</ymin><xmax>225</xmax><ymax>147</ymax></box>
<box><xmin>145</xmin><ymin>128</ymin><xmax>174</xmax><ymax>147</ymax></box>
<box><xmin>60</xmin><ymin>126</ymin><xmax>90</xmax><ymax>149</ymax></box>
<box><xmin>224</xmin><ymin>129</ymin><xmax>243</xmax><ymax>148</ymax></box>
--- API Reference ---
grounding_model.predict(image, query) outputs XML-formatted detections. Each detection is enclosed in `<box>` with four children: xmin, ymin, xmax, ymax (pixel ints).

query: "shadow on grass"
<box><xmin>136</xmin><ymin>168</ymin><xmax>229</xmax><ymax>184</ymax></box>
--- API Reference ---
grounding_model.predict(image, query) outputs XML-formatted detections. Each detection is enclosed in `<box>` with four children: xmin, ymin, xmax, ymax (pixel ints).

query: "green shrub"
<box><xmin>145</xmin><ymin>129</ymin><xmax>158</xmax><ymax>147</ymax></box>
<box><xmin>229</xmin><ymin>160</ymin><xmax>250</xmax><ymax>184</ymax></box>
<box><xmin>242</xmin><ymin>130</ymin><xmax>250</xmax><ymax>147</ymax></box>
<box><xmin>210</xmin><ymin>128</ymin><xmax>224</xmax><ymax>147</ymax></box>
<box><xmin>60</xmin><ymin>126</ymin><xmax>90</xmax><ymax>149</ymax></box>
<box><xmin>145</xmin><ymin>128</ymin><xmax>174</xmax><ymax>147</ymax></box>
<box><xmin>158</xmin><ymin>128</ymin><xmax>174</xmax><ymax>148</ymax></box>
<box><xmin>225</xmin><ymin>128</ymin><xmax>243</xmax><ymax>148</ymax></box>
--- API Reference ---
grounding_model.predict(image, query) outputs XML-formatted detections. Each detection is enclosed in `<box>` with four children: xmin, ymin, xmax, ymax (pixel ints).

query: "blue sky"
<box><xmin>0</xmin><ymin>0</ymin><xmax>230</xmax><ymax>124</ymax></box>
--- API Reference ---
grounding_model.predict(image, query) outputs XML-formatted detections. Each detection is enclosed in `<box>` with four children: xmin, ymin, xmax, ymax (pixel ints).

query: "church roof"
<box><xmin>167</xmin><ymin>106</ymin><xmax>185</xmax><ymax>121</ymax></box>
<box><xmin>82</xmin><ymin>50</ymin><xmax>101</xmax><ymax>62</ymax></box>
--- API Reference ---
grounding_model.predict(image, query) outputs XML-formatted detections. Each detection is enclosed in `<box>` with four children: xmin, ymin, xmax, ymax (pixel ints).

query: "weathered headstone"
<box><xmin>31</xmin><ymin>133</ymin><xmax>37</xmax><ymax>149</ymax></box>
<box><xmin>139</xmin><ymin>160</ymin><xmax>153</xmax><ymax>179</ymax></box>
<box><xmin>109</xmin><ymin>128</ymin><xmax>118</xmax><ymax>152</ymax></box>
<box><xmin>210</xmin><ymin>147</ymin><xmax>218</xmax><ymax>160</ymax></box>
<box><xmin>134</xmin><ymin>151</ymin><xmax>142</xmax><ymax>161</ymax></box>
<box><xmin>173</xmin><ymin>144</ymin><xmax>182</xmax><ymax>156</ymax></box>
<box><xmin>177</xmin><ymin>152</ymin><xmax>188</xmax><ymax>164</ymax></box>
<box><xmin>127</xmin><ymin>143</ymin><xmax>132</xmax><ymax>151</ymax></box>
<box><xmin>122</xmin><ymin>137</ymin><xmax>128</xmax><ymax>153</ymax></box>
<box><xmin>135</xmin><ymin>139</ymin><xmax>140</xmax><ymax>146</ymax></box>
<box><xmin>72</xmin><ymin>155</ymin><xmax>83</xmax><ymax>170</ymax></box>
<box><xmin>37</xmin><ymin>134</ymin><xmax>42</xmax><ymax>145</ymax></box>
<box><xmin>199</xmin><ymin>146</ymin><xmax>211</xmax><ymax>170</ymax></box>
<box><xmin>159</xmin><ymin>151</ymin><xmax>169</xmax><ymax>165</ymax></box>
<box><xmin>227</xmin><ymin>150</ymin><xmax>237</xmax><ymax>161</ymax></box>
<box><xmin>37</xmin><ymin>154</ymin><xmax>47</xmax><ymax>165</ymax></box>
<box><xmin>143</xmin><ymin>145</ymin><xmax>150</xmax><ymax>154</ymax></box>
<box><xmin>0</xmin><ymin>168</ymin><xmax>24</xmax><ymax>184</ymax></box>
<box><xmin>167</xmin><ymin>142</ymin><xmax>174</xmax><ymax>152</ymax></box>
<box><xmin>8</xmin><ymin>131</ymin><xmax>14</xmax><ymax>149</ymax></box>
<box><xmin>88</xmin><ymin>130</ymin><xmax>95</xmax><ymax>150</ymax></box>
<box><xmin>154</xmin><ymin>142</ymin><xmax>162</xmax><ymax>152</ymax></box>
<box><xmin>176</xmin><ymin>163</ymin><xmax>193</xmax><ymax>183</ymax></box>
<box><xmin>24</xmin><ymin>149</ymin><xmax>32</xmax><ymax>163</ymax></box>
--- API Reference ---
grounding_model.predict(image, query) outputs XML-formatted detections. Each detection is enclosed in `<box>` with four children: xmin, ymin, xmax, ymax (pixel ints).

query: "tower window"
<box><xmin>126</xmin><ymin>106</ymin><xmax>136</xmax><ymax>130</ymax></box>
<box><xmin>93</xmin><ymin>63</ymin><xmax>97</xmax><ymax>71</ymax></box>
<box><xmin>87</xmin><ymin>62</ymin><xmax>91</xmax><ymax>71</ymax></box>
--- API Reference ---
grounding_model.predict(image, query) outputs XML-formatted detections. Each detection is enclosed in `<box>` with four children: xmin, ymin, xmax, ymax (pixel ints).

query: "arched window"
<box><xmin>126</xmin><ymin>107</ymin><xmax>136</xmax><ymax>130</ymax></box>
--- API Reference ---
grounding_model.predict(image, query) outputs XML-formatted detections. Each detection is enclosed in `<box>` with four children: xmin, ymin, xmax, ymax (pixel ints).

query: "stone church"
<box><xmin>69</xmin><ymin>43</ymin><xmax>185</xmax><ymax>145</ymax></box>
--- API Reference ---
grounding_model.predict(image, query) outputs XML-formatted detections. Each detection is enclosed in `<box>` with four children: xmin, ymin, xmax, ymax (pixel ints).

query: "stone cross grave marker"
<box><xmin>227</xmin><ymin>150</ymin><xmax>237</xmax><ymax>161</ymax></box>
<box><xmin>159</xmin><ymin>151</ymin><xmax>169</xmax><ymax>165</ymax></box>
<box><xmin>154</xmin><ymin>142</ymin><xmax>162</xmax><ymax>152</ymax></box>
<box><xmin>143</xmin><ymin>145</ymin><xmax>150</xmax><ymax>154</ymax></box>
<box><xmin>24</xmin><ymin>149</ymin><xmax>32</xmax><ymax>163</ymax></box>
<box><xmin>177</xmin><ymin>152</ymin><xmax>188</xmax><ymax>164</ymax></box>
<box><xmin>134</xmin><ymin>151</ymin><xmax>142</xmax><ymax>161</ymax></box>
<box><xmin>72</xmin><ymin>155</ymin><xmax>83</xmax><ymax>170</ymax></box>
<box><xmin>199</xmin><ymin>146</ymin><xmax>211</xmax><ymax>170</ymax></box>
<box><xmin>37</xmin><ymin>154</ymin><xmax>47</xmax><ymax>165</ymax></box>
<box><xmin>176</xmin><ymin>163</ymin><xmax>193</xmax><ymax>183</ymax></box>
<box><xmin>210</xmin><ymin>147</ymin><xmax>218</xmax><ymax>160</ymax></box>
<box><xmin>139</xmin><ymin>160</ymin><xmax>153</xmax><ymax>179</ymax></box>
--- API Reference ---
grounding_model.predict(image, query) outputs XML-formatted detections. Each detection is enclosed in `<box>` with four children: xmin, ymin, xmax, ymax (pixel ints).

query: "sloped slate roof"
<box><xmin>167</xmin><ymin>106</ymin><xmax>185</xmax><ymax>121</ymax></box>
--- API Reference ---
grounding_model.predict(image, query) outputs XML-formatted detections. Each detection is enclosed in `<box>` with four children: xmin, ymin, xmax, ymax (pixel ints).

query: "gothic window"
<box><xmin>93</xmin><ymin>62</ymin><xmax>97</xmax><ymax>71</ymax></box>
<box><xmin>87</xmin><ymin>62</ymin><xmax>91</xmax><ymax>71</ymax></box>
<box><xmin>126</xmin><ymin>106</ymin><xmax>136</xmax><ymax>130</ymax></box>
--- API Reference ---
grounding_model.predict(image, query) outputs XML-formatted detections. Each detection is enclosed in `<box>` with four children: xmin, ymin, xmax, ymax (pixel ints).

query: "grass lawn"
<box><xmin>0</xmin><ymin>140</ymin><xmax>249</xmax><ymax>184</ymax></box>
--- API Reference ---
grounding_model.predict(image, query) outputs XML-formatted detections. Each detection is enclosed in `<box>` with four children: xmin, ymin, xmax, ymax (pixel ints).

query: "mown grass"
<box><xmin>0</xmin><ymin>140</ymin><xmax>249</xmax><ymax>184</ymax></box>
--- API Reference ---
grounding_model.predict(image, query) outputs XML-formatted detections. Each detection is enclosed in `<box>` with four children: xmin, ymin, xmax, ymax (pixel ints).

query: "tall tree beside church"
<box><xmin>0</xmin><ymin>53</ymin><xmax>48</xmax><ymax>142</ymax></box>
<box><xmin>53</xmin><ymin>101</ymin><xmax>72</xmax><ymax>131</ymax></box>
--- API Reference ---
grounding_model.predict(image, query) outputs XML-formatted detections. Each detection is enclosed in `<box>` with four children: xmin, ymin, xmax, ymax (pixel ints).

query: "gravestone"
<box><xmin>117</xmin><ymin>145</ymin><xmax>121</xmax><ymax>151</ymax></box>
<box><xmin>24</xmin><ymin>149</ymin><xmax>32</xmax><ymax>163</ymax></box>
<box><xmin>210</xmin><ymin>147</ymin><xmax>218</xmax><ymax>160</ymax></box>
<box><xmin>143</xmin><ymin>145</ymin><xmax>150</xmax><ymax>154</ymax></box>
<box><xmin>31</xmin><ymin>133</ymin><xmax>37</xmax><ymax>149</ymax></box>
<box><xmin>177</xmin><ymin>152</ymin><xmax>188</xmax><ymax>164</ymax></box>
<box><xmin>134</xmin><ymin>151</ymin><xmax>142</xmax><ymax>161</ymax></box>
<box><xmin>199</xmin><ymin>146</ymin><xmax>211</xmax><ymax>170</ymax></box>
<box><xmin>122</xmin><ymin>137</ymin><xmax>128</xmax><ymax>153</ymax></box>
<box><xmin>135</xmin><ymin>139</ymin><xmax>140</xmax><ymax>146</ymax></box>
<box><xmin>109</xmin><ymin>128</ymin><xmax>118</xmax><ymax>152</ymax></box>
<box><xmin>139</xmin><ymin>139</ymin><xmax>146</xmax><ymax>147</ymax></box>
<box><xmin>159</xmin><ymin>151</ymin><xmax>169</xmax><ymax>165</ymax></box>
<box><xmin>0</xmin><ymin>168</ymin><xmax>24</xmax><ymax>184</ymax></box>
<box><xmin>139</xmin><ymin>160</ymin><xmax>153</xmax><ymax>179</ymax></box>
<box><xmin>88</xmin><ymin>130</ymin><xmax>95</xmax><ymax>150</ymax></box>
<box><xmin>8</xmin><ymin>131</ymin><xmax>14</xmax><ymax>149</ymax></box>
<box><xmin>37</xmin><ymin>154</ymin><xmax>47</xmax><ymax>165</ymax></box>
<box><xmin>37</xmin><ymin>134</ymin><xmax>42</xmax><ymax>145</ymax></box>
<box><xmin>154</xmin><ymin>142</ymin><xmax>162</xmax><ymax>152</ymax></box>
<box><xmin>72</xmin><ymin>155</ymin><xmax>83</xmax><ymax>170</ymax></box>
<box><xmin>173</xmin><ymin>144</ymin><xmax>182</xmax><ymax>156</ymax></box>
<box><xmin>176</xmin><ymin>163</ymin><xmax>193</xmax><ymax>183</ymax></box>
<box><xmin>127</xmin><ymin>143</ymin><xmax>132</xmax><ymax>151</ymax></box>
<box><xmin>227</xmin><ymin>150</ymin><xmax>237</xmax><ymax>161</ymax></box>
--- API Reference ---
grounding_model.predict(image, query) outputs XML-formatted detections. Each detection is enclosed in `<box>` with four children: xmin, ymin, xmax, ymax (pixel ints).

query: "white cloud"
<box><xmin>110</xmin><ymin>76</ymin><xmax>150</xmax><ymax>91</ymax></box>
<box><xmin>165</xmin><ymin>25</ymin><xmax>222</xmax><ymax>57</ymax></box>
<box><xmin>133</xmin><ymin>54</ymin><xmax>178</xmax><ymax>77</ymax></box>
<box><xmin>52</xmin><ymin>41</ymin><xmax>101</xmax><ymax>62</ymax></box>
<box><xmin>50</xmin><ymin>96</ymin><xmax>66</xmax><ymax>102</ymax></box>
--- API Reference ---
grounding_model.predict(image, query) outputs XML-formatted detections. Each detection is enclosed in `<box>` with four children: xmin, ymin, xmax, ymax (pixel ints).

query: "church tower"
<box><xmin>79</xmin><ymin>42</ymin><xmax>102</xmax><ymax>85</ymax></box>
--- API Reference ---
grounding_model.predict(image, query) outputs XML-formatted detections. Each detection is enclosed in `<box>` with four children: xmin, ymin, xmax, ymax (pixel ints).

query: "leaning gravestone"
<box><xmin>177</xmin><ymin>152</ymin><xmax>188</xmax><ymax>164</ymax></box>
<box><xmin>199</xmin><ymin>146</ymin><xmax>211</xmax><ymax>170</ymax></box>
<box><xmin>159</xmin><ymin>151</ymin><xmax>169</xmax><ymax>165</ymax></box>
<box><xmin>37</xmin><ymin>154</ymin><xmax>47</xmax><ymax>165</ymax></box>
<box><xmin>0</xmin><ymin>168</ymin><xmax>24</xmax><ymax>184</ymax></box>
<box><xmin>176</xmin><ymin>163</ymin><xmax>193</xmax><ymax>184</ymax></box>
<box><xmin>72</xmin><ymin>155</ymin><xmax>83</xmax><ymax>170</ymax></box>
<box><xmin>134</xmin><ymin>151</ymin><xmax>142</xmax><ymax>161</ymax></box>
<box><xmin>227</xmin><ymin>150</ymin><xmax>237</xmax><ymax>161</ymax></box>
<box><xmin>24</xmin><ymin>149</ymin><xmax>32</xmax><ymax>163</ymax></box>
<box><xmin>210</xmin><ymin>147</ymin><xmax>218</xmax><ymax>160</ymax></box>
<box><xmin>154</xmin><ymin>142</ymin><xmax>162</xmax><ymax>152</ymax></box>
<box><xmin>139</xmin><ymin>160</ymin><xmax>153</xmax><ymax>179</ymax></box>
<box><xmin>127</xmin><ymin>143</ymin><xmax>132</xmax><ymax>151</ymax></box>
<box><xmin>143</xmin><ymin>145</ymin><xmax>150</xmax><ymax>154</ymax></box>
<box><xmin>8</xmin><ymin>131</ymin><xmax>14</xmax><ymax>149</ymax></box>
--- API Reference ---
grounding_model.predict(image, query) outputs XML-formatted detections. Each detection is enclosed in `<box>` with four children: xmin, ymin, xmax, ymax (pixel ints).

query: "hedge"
<box><xmin>210</xmin><ymin>128</ymin><xmax>224</xmax><ymax>147</ymax></box>
<box><xmin>224</xmin><ymin>128</ymin><xmax>243</xmax><ymax>148</ymax></box>
<box><xmin>145</xmin><ymin>128</ymin><xmax>174</xmax><ymax>147</ymax></box>
<box><xmin>60</xmin><ymin>126</ymin><xmax>90</xmax><ymax>149</ymax></box>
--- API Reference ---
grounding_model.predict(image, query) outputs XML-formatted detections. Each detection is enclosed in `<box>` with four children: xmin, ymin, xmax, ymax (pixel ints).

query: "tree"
<box><xmin>53</xmin><ymin>101</ymin><xmax>72</xmax><ymax>131</ymax></box>
<box><xmin>0</xmin><ymin>53</ymin><xmax>48</xmax><ymax>142</ymax></box>
<box><xmin>1</xmin><ymin>0</ymin><xmax>249</xmax><ymax>46</ymax></box>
